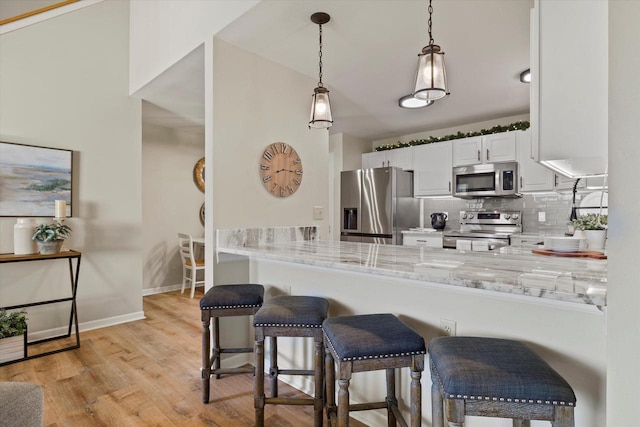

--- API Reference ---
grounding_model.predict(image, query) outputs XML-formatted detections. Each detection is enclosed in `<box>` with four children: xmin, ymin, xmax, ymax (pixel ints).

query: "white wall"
<box><xmin>129</xmin><ymin>0</ymin><xmax>259</xmax><ymax>94</ymax></box>
<box><xmin>606</xmin><ymin>1</ymin><xmax>640</xmax><ymax>425</ymax></box>
<box><xmin>0</xmin><ymin>0</ymin><xmax>144</xmax><ymax>329</ymax></box>
<box><xmin>141</xmin><ymin>117</ymin><xmax>204</xmax><ymax>294</ymax></box>
<box><xmin>209</xmin><ymin>38</ymin><xmax>329</xmax><ymax>238</ymax></box>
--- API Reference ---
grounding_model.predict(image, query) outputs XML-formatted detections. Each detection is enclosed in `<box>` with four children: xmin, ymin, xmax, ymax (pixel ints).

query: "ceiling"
<box><xmin>139</xmin><ymin>0</ymin><xmax>534</xmax><ymax>141</ymax></box>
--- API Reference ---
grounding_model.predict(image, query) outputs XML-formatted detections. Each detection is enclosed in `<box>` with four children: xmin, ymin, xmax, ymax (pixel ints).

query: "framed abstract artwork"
<box><xmin>0</xmin><ymin>142</ymin><xmax>73</xmax><ymax>217</ymax></box>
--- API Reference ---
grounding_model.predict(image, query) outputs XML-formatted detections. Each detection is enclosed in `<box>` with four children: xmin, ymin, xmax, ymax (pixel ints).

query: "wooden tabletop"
<box><xmin>0</xmin><ymin>250</ymin><xmax>81</xmax><ymax>263</ymax></box>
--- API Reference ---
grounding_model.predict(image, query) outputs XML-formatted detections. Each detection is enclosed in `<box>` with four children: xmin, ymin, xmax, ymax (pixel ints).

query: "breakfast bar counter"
<box><xmin>216</xmin><ymin>239</ymin><xmax>607</xmax><ymax>307</ymax></box>
<box><xmin>215</xmin><ymin>228</ymin><xmax>607</xmax><ymax>426</ymax></box>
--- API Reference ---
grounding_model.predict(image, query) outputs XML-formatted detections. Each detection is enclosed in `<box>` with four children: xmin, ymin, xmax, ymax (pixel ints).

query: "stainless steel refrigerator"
<box><xmin>340</xmin><ymin>167</ymin><xmax>419</xmax><ymax>244</ymax></box>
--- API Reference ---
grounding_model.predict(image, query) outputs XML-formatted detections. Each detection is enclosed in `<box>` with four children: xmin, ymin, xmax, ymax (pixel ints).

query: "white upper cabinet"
<box><xmin>517</xmin><ymin>129</ymin><xmax>554</xmax><ymax>192</ymax></box>
<box><xmin>413</xmin><ymin>141</ymin><xmax>453</xmax><ymax>197</ymax></box>
<box><xmin>531</xmin><ymin>0</ymin><xmax>608</xmax><ymax>178</ymax></box>
<box><xmin>452</xmin><ymin>132</ymin><xmax>517</xmax><ymax>166</ymax></box>
<box><xmin>362</xmin><ymin>146</ymin><xmax>413</xmax><ymax>170</ymax></box>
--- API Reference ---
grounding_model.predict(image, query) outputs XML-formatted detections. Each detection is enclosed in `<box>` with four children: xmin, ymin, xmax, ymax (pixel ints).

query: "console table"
<box><xmin>0</xmin><ymin>250</ymin><xmax>81</xmax><ymax>366</ymax></box>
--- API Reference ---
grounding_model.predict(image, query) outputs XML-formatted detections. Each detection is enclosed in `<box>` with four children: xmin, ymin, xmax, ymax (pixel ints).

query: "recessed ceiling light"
<box><xmin>399</xmin><ymin>94</ymin><xmax>434</xmax><ymax>109</ymax></box>
<box><xmin>520</xmin><ymin>69</ymin><xmax>531</xmax><ymax>83</ymax></box>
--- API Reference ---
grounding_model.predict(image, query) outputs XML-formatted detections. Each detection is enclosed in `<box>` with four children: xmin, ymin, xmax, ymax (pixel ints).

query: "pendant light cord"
<box><xmin>428</xmin><ymin>0</ymin><xmax>434</xmax><ymax>47</ymax></box>
<box><xmin>318</xmin><ymin>23</ymin><xmax>324</xmax><ymax>87</ymax></box>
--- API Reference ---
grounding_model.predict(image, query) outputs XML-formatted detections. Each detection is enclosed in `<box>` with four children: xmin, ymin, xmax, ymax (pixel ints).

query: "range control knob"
<box><xmin>512</xmin><ymin>214</ymin><xmax>520</xmax><ymax>220</ymax></box>
<box><xmin>462</xmin><ymin>213</ymin><xmax>468</xmax><ymax>219</ymax></box>
<box><xmin>504</xmin><ymin>214</ymin><xmax>511</xmax><ymax>220</ymax></box>
<box><xmin>468</xmin><ymin>213</ymin><xmax>474</xmax><ymax>219</ymax></box>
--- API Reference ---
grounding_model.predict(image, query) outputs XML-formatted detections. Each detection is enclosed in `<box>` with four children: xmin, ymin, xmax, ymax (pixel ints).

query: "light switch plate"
<box><xmin>313</xmin><ymin>206</ymin><xmax>324</xmax><ymax>220</ymax></box>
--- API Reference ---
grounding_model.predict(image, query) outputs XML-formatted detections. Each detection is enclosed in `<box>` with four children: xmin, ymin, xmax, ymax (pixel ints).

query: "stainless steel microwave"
<box><xmin>452</xmin><ymin>162</ymin><xmax>520</xmax><ymax>198</ymax></box>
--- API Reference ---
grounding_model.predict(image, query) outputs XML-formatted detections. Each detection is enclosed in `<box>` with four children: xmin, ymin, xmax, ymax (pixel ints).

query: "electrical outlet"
<box><xmin>313</xmin><ymin>206</ymin><xmax>324</xmax><ymax>220</ymax></box>
<box><xmin>440</xmin><ymin>319</ymin><xmax>457</xmax><ymax>336</ymax></box>
<box><xmin>538</xmin><ymin>211</ymin><xmax>546</xmax><ymax>222</ymax></box>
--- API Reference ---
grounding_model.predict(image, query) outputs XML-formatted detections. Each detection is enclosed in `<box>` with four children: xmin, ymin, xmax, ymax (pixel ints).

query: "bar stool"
<box><xmin>253</xmin><ymin>295</ymin><xmax>329</xmax><ymax>427</ymax></box>
<box><xmin>322</xmin><ymin>313</ymin><xmax>426</xmax><ymax>427</ymax></box>
<box><xmin>429</xmin><ymin>336</ymin><xmax>576</xmax><ymax>427</ymax></box>
<box><xmin>200</xmin><ymin>284</ymin><xmax>264</xmax><ymax>403</ymax></box>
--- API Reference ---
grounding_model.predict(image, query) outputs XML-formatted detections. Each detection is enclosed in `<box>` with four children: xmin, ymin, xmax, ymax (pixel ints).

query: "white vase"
<box><xmin>583</xmin><ymin>229</ymin><xmax>607</xmax><ymax>250</ymax></box>
<box><xmin>0</xmin><ymin>333</ymin><xmax>26</xmax><ymax>364</ymax></box>
<box><xmin>13</xmin><ymin>218</ymin><xmax>38</xmax><ymax>255</ymax></box>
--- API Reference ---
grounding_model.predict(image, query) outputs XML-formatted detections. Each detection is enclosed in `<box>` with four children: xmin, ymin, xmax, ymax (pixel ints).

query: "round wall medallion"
<box><xmin>193</xmin><ymin>157</ymin><xmax>205</xmax><ymax>193</ymax></box>
<box><xmin>259</xmin><ymin>142</ymin><xmax>303</xmax><ymax>197</ymax></box>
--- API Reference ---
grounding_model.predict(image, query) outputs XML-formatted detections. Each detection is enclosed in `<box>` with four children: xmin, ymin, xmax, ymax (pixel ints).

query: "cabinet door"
<box><xmin>483</xmin><ymin>132</ymin><xmax>517</xmax><ymax>163</ymax></box>
<box><xmin>517</xmin><ymin>130</ymin><xmax>554</xmax><ymax>192</ymax></box>
<box><xmin>452</xmin><ymin>137</ymin><xmax>482</xmax><ymax>166</ymax></box>
<box><xmin>531</xmin><ymin>0</ymin><xmax>608</xmax><ymax>177</ymax></box>
<box><xmin>413</xmin><ymin>141</ymin><xmax>453</xmax><ymax>196</ymax></box>
<box><xmin>362</xmin><ymin>151</ymin><xmax>387</xmax><ymax>169</ymax></box>
<box><xmin>554</xmin><ymin>173</ymin><xmax>585</xmax><ymax>191</ymax></box>
<box><xmin>386</xmin><ymin>146</ymin><xmax>413</xmax><ymax>170</ymax></box>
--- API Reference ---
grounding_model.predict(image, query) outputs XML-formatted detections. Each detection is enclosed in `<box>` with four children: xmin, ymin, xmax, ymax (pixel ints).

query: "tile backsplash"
<box><xmin>421</xmin><ymin>192</ymin><xmax>605</xmax><ymax>236</ymax></box>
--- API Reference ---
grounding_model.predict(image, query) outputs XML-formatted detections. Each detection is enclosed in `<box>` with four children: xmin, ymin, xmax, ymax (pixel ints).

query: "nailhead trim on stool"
<box><xmin>428</xmin><ymin>336</ymin><xmax>576</xmax><ymax>427</ymax></box>
<box><xmin>323</xmin><ymin>313</ymin><xmax>426</xmax><ymax>427</ymax></box>
<box><xmin>200</xmin><ymin>284</ymin><xmax>264</xmax><ymax>404</ymax></box>
<box><xmin>254</xmin><ymin>295</ymin><xmax>329</xmax><ymax>427</ymax></box>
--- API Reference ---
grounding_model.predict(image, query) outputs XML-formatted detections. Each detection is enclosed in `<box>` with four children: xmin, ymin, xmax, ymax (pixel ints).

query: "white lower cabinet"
<box><xmin>402</xmin><ymin>231</ymin><xmax>443</xmax><ymax>248</ymax></box>
<box><xmin>413</xmin><ymin>141</ymin><xmax>453</xmax><ymax>197</ymax></box>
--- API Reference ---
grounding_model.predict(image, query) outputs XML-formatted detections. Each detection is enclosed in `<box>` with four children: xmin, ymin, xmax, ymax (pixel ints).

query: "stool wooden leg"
<box><xmin>385</xmin><ymin>368</ymin><xmax>396</xmax><ymax>427</ymax></box>
<box><xmin>313</xmin><ymin>338</ymin><xmax>324</xmax><ymax>427</ymax></box>
<box><xmin>201</xmin><ymin>311</ymin><xmax>211</xmax><ymax>404</ymax></box>
<box><xmin>269</xmin><ymin>336</ymin><xmax>278</xmax><ymax>398</ymax></box>
<box><xmin>212</xmin><ymin>316</ymin><xmax>221</xmax><ymax>379</ymax></box>
<box><xmin>552</xmin><ymin>406</ymin><xmax>574</xmax><ymax>427</ymax></box>
<box><xmin>337</xmin><ymin>362</ymin><xmax>352</xmax><ymax>427</ymax></box>
<box><xmin>445</xmin><ymin>398</ymin><xmax>465</xmax><ymax>427</ymax></box>
<box><xmin>254</xmin><ymin>335</ymin><xmax>265</xmax><ymax>427</ymax></box>
<box><xmin>325</xmin><ymin>345</ymin><xmax>336</xmax><ymax>423</ymax></box>
<box><xmin>410</xmin><ymin>356</ymin><xmax>423</xmax><ymax>427</ymax></box>
<box><xmin>513</xmin><ymin>420</ymin><xmax>530</xmax><ymax>427</ymax></box>
<box><xmin>431</xmin><ymin>382</ymin><xmax>444</xmax><ymax>427</ymax></box>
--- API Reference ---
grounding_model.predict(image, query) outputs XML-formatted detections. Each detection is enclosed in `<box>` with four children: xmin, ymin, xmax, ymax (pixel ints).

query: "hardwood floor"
<box><xmin>0</xmin><ymin>290</ymin><xmax>367</xmax><ymax>426</ymax></box>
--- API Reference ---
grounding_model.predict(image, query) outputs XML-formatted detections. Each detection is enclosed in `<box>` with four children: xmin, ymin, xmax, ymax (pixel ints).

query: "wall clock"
<box><xmin>260</xmin><ymin>142</ymin><xmax>303</xmax><ymax>197</ymax></box>
<box><xmin>193</xmin><ymin>157</ymin><xmax>205</xmax><ymax>193</ymax></box>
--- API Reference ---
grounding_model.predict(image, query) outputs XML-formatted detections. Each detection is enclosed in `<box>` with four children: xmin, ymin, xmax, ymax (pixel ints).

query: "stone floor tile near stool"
<box><xmin>200</xmin><ymin>284</ymin><xmax>264</xmax><ymax>404</ymax></box>
<box><xmin>428</xmin><ymin>336</ymin><xmax>576</xmax><ymax>427</ymax></box>
<box><xmin>323</xmin><ymin>313</ymin><xmax>426</xmax><ymax>427</ymax></box>
<box><xmin>254</xmin><ymin>295</ymin><xmax>329</xmax><ymax>427</ymax></box>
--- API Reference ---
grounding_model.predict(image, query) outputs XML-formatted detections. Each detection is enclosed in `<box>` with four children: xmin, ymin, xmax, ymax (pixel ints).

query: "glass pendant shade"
<box><xmin>413</xmin><ymin>44</ymin><xmax>447</xmax><ymax>101</ymax></box>
<box><xmin>309</xmin><ymin>86</ymin><xmax>333</xmax><ymax>129</ymax></box>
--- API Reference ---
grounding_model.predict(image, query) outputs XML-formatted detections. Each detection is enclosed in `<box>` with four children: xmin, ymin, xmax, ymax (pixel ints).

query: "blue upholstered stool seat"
<box><xmin>429</xmin><ymin>336</ymin><xmax>576</xmax><ymax>427</ymax></box>
<box><xmin>254</xmin><ymin>295</ymin><xmax>329</xmax><ymax>328</ymax></box>
<box><xmin>200</xmin><ymin>284</ymin><xmax>264</xmax><ymax>310</ymax></box>
<box><xmin>322</xmin><ymin>314</ymin><xmax>426</xmax><ymax>427</ymax></box>
<box><xmin>200</xmin><ymin>284</ymin><xmax>265</xmax><ymax>404</ymax></box>
<box><xmin>323</xmin><ymin>313</ymin><xmax>426</xmax><ymax>361</ymax></box>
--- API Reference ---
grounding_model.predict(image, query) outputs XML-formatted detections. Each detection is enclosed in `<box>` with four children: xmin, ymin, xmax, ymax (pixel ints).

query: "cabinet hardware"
<box><xmin>520</xmin><ymin>177</ymin><xmax>523</xmax><ymax>188</ymax></box>
<box><xmin>486</xmin><ymin>149</ymin><xmax>490</xmax><ymax>161</ymax></box>
<box><xmin>477</xmin><ymin>150</ymin><xmax>481</xmax><ymax>161</ymax></box>
<box><xmin>554</xmin><ymin>174</ymin><xmax>559</xmax><ymax>187</ymax></box>
<box><xmin>448</xmin><ymin>181</ymin><xmax>451</xmax><ymax>192</ymax></box>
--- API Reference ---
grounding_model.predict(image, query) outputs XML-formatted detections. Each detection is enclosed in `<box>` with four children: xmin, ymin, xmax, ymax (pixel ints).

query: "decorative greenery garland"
<box><xmin>374</xmin><ymin>121</ymin><xmax>530</xmax><ymax>152</ymax></box>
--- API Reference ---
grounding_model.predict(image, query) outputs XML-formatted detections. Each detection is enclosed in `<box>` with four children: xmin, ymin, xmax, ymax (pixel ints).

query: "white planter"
<box><xmin>0</xmin><ymin>334</ymin><xmax>26</xmax><ymax>364</ymax></box>
<box><xmin>583</xmin><ymin>229</ymin><xmax>607</xmax><ymax>250</ymax></box>
<box><xmin>37</xmin><ymin>240</ymin><xmax>64</xmax><ymax>255</ymax></box>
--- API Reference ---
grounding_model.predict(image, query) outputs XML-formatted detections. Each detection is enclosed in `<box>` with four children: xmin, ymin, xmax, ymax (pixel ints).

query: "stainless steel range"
<box><xmin>443</xmin><ymin>210</ymin><xmax>522</xmax><ymax>251</ymax></box>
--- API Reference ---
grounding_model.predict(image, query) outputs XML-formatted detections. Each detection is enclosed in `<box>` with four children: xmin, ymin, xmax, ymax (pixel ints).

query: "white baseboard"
<box><xmin>142</xmin><ymin>283</ymin><xmax>205</xmax><ymax>296</ymax></box>
<box><xmin>27</xmin><ymin>311</ymin><xmax>146</xmax><ymax>342</ymax></box>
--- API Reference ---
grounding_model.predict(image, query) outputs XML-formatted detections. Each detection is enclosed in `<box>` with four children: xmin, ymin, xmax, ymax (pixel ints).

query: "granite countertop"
<box><xmin>216</xmin><ymin>239</ymin><xmax>607</xmax><ymax>307</ymax></box>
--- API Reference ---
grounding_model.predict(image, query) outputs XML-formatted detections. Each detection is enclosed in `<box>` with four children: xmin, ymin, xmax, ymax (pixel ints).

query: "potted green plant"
<box><xmin>32</xmin><ymin>221</ymin><xmax>72</xmax><ymax>254</ymax></box>
<box><xmin>0</xmin><ymin>309</ymin><xmax>28</xmax><ymax>364</ymax></box>
<box><xmin>571</xmin><ymin>213</ymin><xmax>607</xmax><ymax>250</ymax></box>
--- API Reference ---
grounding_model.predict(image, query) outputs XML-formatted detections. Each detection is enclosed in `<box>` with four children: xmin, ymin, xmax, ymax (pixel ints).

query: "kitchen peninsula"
<box><xmin>216</xmin><ymin>227</ymin><xmax>606</xmax><ymax>427</ymax></box>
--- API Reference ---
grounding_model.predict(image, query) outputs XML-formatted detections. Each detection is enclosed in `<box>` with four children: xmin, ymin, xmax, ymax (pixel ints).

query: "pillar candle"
<box><xmin>55</xmin><ymin>200</ymin><xmax>66</xmax><ymax>218</ymax></box>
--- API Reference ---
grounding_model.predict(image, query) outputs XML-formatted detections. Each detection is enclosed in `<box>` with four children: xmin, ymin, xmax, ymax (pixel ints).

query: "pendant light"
<box><xmin>309</xmin><ymin>12</ymin><xmax>333</xmax><ymax>129</ymax></box>
<box><xmin>413</xmin><ymin>0</ymin><xmax>448</xmax><ymax>101</ymax></box>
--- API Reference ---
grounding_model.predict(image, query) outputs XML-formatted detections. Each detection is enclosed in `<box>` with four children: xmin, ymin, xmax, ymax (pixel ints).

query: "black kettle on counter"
<box><xmin>431</xmin><ymin>212</ymin><xmax>447</xmax><ymax>230</ymax></box>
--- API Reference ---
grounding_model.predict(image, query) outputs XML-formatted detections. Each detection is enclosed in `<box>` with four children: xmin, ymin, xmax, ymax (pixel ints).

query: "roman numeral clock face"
<box><xmin>260</xmin><ymin>143</ymin><xmax>303</xmax><ymax>197</ymax></box>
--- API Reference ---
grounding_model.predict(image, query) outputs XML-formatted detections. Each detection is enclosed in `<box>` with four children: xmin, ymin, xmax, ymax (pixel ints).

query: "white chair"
<box><xmin>177</xmin><ymin>233</ymin><xmax>205</xmax><ymax>298</ymax></box>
